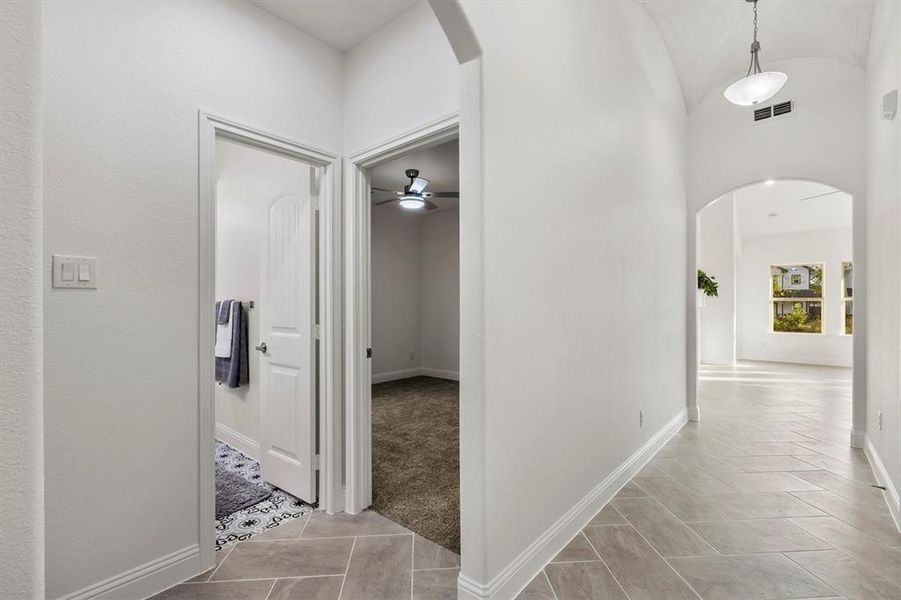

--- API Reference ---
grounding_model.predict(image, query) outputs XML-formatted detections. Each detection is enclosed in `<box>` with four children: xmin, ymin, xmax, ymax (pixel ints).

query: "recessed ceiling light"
<box><xmin>764</xmin><ymin>179</ymin><xmax>776</xmax><ymax>186</ymax></box>
<box><xmin>768</xmin><ymin>212</ymin><xmax>778</xmax><ymax>218</ymax></box>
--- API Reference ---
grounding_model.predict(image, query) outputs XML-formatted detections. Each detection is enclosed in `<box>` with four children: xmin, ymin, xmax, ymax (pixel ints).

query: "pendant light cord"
<box><xmin>746</xmin><ymin>0</ymin><xmax>763</xmax><ymax>77</ymax></box>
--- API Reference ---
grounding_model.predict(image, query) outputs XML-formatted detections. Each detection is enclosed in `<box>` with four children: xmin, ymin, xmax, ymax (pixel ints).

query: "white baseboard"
<box><xmin>57</xmin><ymin>545</ymin><xmax>199</xmax><ymax>600</ymax></box>
<box><xmin>372</xmin><ymin>368</ymin><xmax>422</xmax><ymax>384</ymax></box>
<box><xmin>850</xmin><ymin>429</ymin><xmax>866</xmax><ymax>449</ymax></box>
<box><xmin>372</xmin><ymin>367</ymin><xmax>460</xmax><ymax>384</ymax></box>
<box><xmin>215</xmin><ymin>423</ymin><xmax>260</xmax><ymax>461</ymax></box>
<box><xmin>688</xmin><ymin>406</ymin><xmax>700</xmax><ymax>422</ymax></box>
<box><xmin>864</xmin><ymin>437</ymin><xmax>901</xmax><ymax>533</ymax></box>
<box><xmin>419</xmin><ymin>367</ymin><xmax>459</xmax><ymax>381</ymax></box>
<box><xmin>458</xmin><ymin>408</ymin><xmax>688</xmax><ymax>599</ymax></box>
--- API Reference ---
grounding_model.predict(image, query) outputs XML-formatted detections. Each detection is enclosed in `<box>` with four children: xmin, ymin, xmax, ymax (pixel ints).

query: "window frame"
<box><xmin>768</xmin><ymin>262</ymin><xmax>826</xmax><ymax>336</ymax></box>
<box><xmin>841</xmin><ymin>260</ymin><xmax>853</xmax><ymax>336</ymax></box>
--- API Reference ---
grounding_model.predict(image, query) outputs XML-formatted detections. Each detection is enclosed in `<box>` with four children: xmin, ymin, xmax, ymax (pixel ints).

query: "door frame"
<box><xmin>344</xmin><ymin>113</ymin><xmax>460</xmax><ymax>513</ymax></box>
<box><xmin>197</xmin><ymin>112</ymin><xmax>342</xmax><ymax>571</ymax></box>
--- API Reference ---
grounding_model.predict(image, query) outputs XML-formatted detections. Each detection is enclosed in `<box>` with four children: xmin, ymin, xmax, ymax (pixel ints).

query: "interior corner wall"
<box><xmin>40</xmin><ymin>2</ymin><xmax>342</xmax><ymax>597</ymax></box>
<box><xmin>0</xmin><ymin>1</ymin><xmax>44</xmax><ymax>597</ymax></box>
<box><xmin>698</xmin><ymin>193</ymin><xmax>736</xmax><ymax>365</ymax></box>
<box><xmin>738</xmin><ymin>227</ymin><xmax>853</xmax><ymax>368</ymax></box>
<box><xmin>459</xmin><ymin>0</ymin><xmax>687</xmax><ymax>586</ymax></box>
<box><xmin>342</xmin><ymin>0</ymin><xmax>461</xmax><ymax>154</ymax></box>
<box><xmin>371</xmin><ymin>207</ymin><xmax>423</xmax><ymax>380</ymax></box>
<box><xmin>371</xmin><ymin>207</ymin><xmax>460</xmax><ymax>382</ymax></box>
<box><xmin>865</xmin><ymin>0</ymin><xmax>901</xmax><ymax>518</ymax></box>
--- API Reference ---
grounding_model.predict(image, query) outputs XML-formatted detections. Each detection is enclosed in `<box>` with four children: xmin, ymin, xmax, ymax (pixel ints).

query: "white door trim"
<box><xmin>343</xmin><ymin>113</ymin><xmax>460</xmax><ymax>513</ymax></box>
<box><xmin>198</xmin><ymin>112</ymin><xmax>342</xmax><ymax>572</ymax></box>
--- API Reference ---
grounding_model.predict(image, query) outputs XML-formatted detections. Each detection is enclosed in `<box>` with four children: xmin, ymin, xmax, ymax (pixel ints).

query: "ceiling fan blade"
<box><xmin>370</xmin><ymin>186</ymin><xmax>395</xmax><ymax>194</ymax></box>
<box><xmin>409</xmin><ymin>177</ymin><xmax>429</xmax><ymax>193</ymax></box>
<box><xmin>373</xmin><ymin>198</ymin><xmax>396</xmax><ymax>206</ymax></box>
<box><xmin>425</xmin><ymin>199</ymin><xmax>439</xmax><ymax>211</ymax></box>
<box><xmin>430</xmin><ymin>191</ymin><xmax>459</xmax><ymax>198</ymax></box>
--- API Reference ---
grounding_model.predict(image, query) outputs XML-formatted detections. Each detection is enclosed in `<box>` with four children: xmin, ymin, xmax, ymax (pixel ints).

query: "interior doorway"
<box><xmin>197</xmin><ymin>113</ymin><xmax>341</xmax><ymax>572</ymax></box>
<box><xmin>344</xmin><ymin>115</ymin><xmax>461</xmax><ymax>554</ymax></box>
<box><xmin>368</xmin><ymin>139</ymin><xmax>461</xmax><ymax>553</ymax></box>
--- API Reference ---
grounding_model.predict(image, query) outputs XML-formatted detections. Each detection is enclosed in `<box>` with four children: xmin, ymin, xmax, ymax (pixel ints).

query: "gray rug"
<box><xmin>215</xmin><ymin>460</ymin><xmax>272</xmax><ymax>520</ymax></box>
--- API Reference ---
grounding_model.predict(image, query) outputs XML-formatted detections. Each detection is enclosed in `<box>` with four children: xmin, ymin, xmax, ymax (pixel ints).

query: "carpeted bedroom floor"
<box><xmin>371</xmin><ymin>376</ymin><xmax>460</xmax><ymax>554</ymax></box>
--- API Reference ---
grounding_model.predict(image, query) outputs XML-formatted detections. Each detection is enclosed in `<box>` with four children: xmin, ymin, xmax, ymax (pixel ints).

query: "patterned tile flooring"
<box><xmin>154</xmin><ymin>362</ymin><xmax>899</xmax><ymax>599</ymax></box>
<box><xmin>519</xmin><ymin>362</ymin><xmax>900</xmax><ymax>600</ymax></box>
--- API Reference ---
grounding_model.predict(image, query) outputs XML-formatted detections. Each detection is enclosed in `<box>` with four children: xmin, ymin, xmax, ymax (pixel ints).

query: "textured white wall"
<box><xmin>40</xmin><ymin>2</ymin><xmax>342</xmax><ymax>596</ymax></box>
<box><xmin>459</xmin><ymin>0</ymin><xmax>687</xmax><ymax>583</ymax></box>
<box><xmin>420</xmin><ymin>208</ymin><xmax>460</xmax><ymax>376</ymax></box>
<box><xmin>687</xmin><ymin>56</ymin><xmax>867</xmax><ymax>434</ymax></box>
<box><xmin>343</xmin><ymin>1</ymin><xmax>461</xmax><ymax>153</ymax></box>
<box><xmin>698</xmin><ymin>194</ymin><xmax>737</xmax><ymax>365</ymax></box>
<box><xmin>738</xmin><ymin>228</ymin><xmax>853</xmax><ymax>367</ymax></box>
<box><xmin>214</xmin><ymin>138</ymin><xmax>311</xmax><ymax>454</ymax></box>
<box><xmin>865</xmin><ymin>0</ymin><xmax>901</xmax><ymax>516</ymax></box>
<box><xmin>0</xmin><ymin>1</ymin><xmax>44</xmax><ymax>597</ymax></box>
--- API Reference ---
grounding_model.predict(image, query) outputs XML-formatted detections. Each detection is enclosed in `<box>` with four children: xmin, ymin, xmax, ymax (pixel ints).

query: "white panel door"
<box><xmin>258</xmin><ymin>167</ymin><xmax>317</xmax><ymax>503</ymax></box>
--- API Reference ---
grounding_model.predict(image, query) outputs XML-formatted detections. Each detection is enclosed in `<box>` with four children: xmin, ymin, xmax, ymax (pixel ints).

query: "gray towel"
<box><xmin>215</xmin><ymin>301</ymin><xmax>249</xmax><ymax>388</ymax></box>
<box><xmin>216</xmin><ymin>299</ymin><xmax>232</xmax><ymax>324</ymax></box>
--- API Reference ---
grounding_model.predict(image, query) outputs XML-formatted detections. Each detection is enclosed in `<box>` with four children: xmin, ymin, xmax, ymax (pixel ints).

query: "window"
<box><xmin>842</xmin><ymin>262</ymin><xmax>853</xmax><ymax>335</ymax></box>
<box><xmin>770</xmin><ymin>263</ymin><xmax>824</xmax><ymax>334</ymax></box>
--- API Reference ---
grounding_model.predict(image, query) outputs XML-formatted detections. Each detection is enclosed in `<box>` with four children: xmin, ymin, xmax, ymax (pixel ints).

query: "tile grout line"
<box><xmin>541</xmin><ymin>567</ymin><xmax>559</xmax><ymax>600</ymax></box>
<box><xmin>184</xmin><ymin>574</ymin><xmax>345</xmax><ymax>585</ymax></box>
<box><xmin>263</xmin><ymin>579</ymin><xmax>277</xmax><ymax>600</ymax></box>
<box><xmin>579</xmin><ymin>528</ymin><xmax>633</xmax><ymax>600</ymax></box>
<box><xmin>336</xmin><ymin>536</ymin><xmax>357</xmax><ymax>600</ymax></box>
<box><xmin>618</xmin><ymin>518</ymin><xmax>704</xmax><ymax>599</ymax></box>
<box><xmin>205</xmin><ymin>541</ymin><xmax>238</xmax><ymax>582</ymax></box>
<box><xmin>410</xmin><ymin>533</ymin><xmax>415</xmax><ymax>600</ymax></box>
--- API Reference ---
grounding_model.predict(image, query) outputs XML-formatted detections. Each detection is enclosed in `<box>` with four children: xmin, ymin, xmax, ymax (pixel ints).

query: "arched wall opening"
<box><xmin>689</xmin><ymin>177</ymin><xmax>864</xmax><ymax>446</ymax></box>
<box><xmin>686</xmin><ymin>56</ymin><xmax>868</xmax><ymax>447</ymax></box>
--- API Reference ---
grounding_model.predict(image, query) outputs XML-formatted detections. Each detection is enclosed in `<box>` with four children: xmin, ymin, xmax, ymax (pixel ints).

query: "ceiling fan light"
<box><xmin>399</xmin><ymin>194</ymin><xmax>425</xmax><ymax>210</ymax></box>
<box><xmin>724</xmin><ymin>71</ymin><xmax>787</xmax><ymax>106</ymax></box>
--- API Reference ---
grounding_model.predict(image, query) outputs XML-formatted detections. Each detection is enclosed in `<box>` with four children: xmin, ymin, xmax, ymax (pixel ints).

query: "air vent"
<box><xmin>752</xmin><ymin>100</ymin><xmax>794</xmax><ymax>123</ymax></box>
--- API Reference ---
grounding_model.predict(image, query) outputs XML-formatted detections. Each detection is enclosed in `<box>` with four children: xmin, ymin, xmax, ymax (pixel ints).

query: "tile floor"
<box><xmin>155</xmin><ymin>361</ymin><xmax>900</xmax><ymax>599</ymax></box>
<box><xmin>518</xmin><ymin>361</ymin><xmax>901</xmax><ymax>600</ymax></box>
<box><xmin>152</xmin><ymin>510</ymin><xmax>460</xmax><ymax>599</ymax></box>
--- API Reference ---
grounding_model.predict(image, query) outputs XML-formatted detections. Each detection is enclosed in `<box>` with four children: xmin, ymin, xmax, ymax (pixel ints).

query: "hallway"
<box><xmin>519</xmin><ymin>362</ymin><xmax>901</xmax><ymax>599</ymax></box>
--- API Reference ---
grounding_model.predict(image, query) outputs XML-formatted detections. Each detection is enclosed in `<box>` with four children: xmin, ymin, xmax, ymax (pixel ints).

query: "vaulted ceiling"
<box><xmin>638</xmin><ymin>0</ymin><xmax>875</xmax><ymax>113</ymax></box>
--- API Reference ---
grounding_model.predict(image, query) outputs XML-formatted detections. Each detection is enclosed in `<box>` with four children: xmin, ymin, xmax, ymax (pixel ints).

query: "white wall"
<box><xmin>865</xmin><ymin>0</ymin><xmax>901</xmax><ymax>522</ymax></box>
<box><xmin>343</xmin><ymin>1</ymin><xmax>461</xmax><ymax>153</ymax></box>
<box><xmin>738</xmin><ymin>228</ymin><xmax>853</xmax><ymax>367</ymax></box>
<box><xmin>0</xmin><ymin>1</ymin><xmax>44</xmax><ymax>597</ymax></box>
<box><xmin>698</xmin><ymin>193</ymin><xmax>737</xmax><ymax>365</ymax></box>
<box><xmin>420</xmin><ymin>208</ymin><xmax>460</xmax><ymax>377</ymax></box>
<box><xmin>687</xmin><ymin>56</ymin><xmax>867</xmax><ymax>434</ymax></box>
<box><xmin>214</xmin><ymin>138</ymin><xmax>310</xmax><ymax>457</ymax></box>
<box><xmin>371</xmin><ymin>207</ymin><xmax>459</xmax><ymax>382</ymax></box>
<box><xmin>371</xmin><ymin>207</ymin><xmax>423</xmax><ymax>379</ymax></box>
<box><xmin>40</xmin><ymin>2</ymin><xmax>342</xmax><ymax>597</ymax></box>
<box><xmin>458</xmin><ymin>1</ymin><xmax>687</xmax><ymax>588</ymax></box>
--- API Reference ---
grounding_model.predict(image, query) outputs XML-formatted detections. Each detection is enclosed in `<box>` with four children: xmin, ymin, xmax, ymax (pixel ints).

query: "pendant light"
<box><xmin>724</xmin><ymin>0</ymin><xmax>787</xmax><ymax>106</ymax></box>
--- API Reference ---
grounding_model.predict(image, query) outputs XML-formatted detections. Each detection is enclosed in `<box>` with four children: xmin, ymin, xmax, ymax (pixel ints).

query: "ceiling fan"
<box><xmin>371</xmin><ymin>168</ymin><xmax>458</xmax><ymax>211</ymax></box>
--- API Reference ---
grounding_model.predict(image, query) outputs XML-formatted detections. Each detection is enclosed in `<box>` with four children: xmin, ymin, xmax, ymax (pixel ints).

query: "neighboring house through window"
<box><xmin>842</xmin><ymin>261</ymin><xmax>853</xmax><ymax>335</ymax></box>
<box><xmin>770</xmin><ymin>263</ymin><xmax>824</xmax><ymax>334</ymax></box>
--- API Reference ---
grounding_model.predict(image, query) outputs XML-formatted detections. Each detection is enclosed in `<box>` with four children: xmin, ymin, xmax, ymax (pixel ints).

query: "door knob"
<box><xmin>254</xmin><ymin>342</ymin><xmax>267</xmax><ymax>353</ymax></box>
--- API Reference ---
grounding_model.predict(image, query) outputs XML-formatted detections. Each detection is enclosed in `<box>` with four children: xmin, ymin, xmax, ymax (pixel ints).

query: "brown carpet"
<box><xmin>371</xmin><ymin>376</ymin><xmax>460</xmax><ymax>554</ymax></box>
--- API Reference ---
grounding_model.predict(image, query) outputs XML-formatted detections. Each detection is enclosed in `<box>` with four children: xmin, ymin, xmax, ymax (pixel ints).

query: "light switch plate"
<box><xmin>52</xmin><ymin>255</ymin><xmax>97</xmax><ymax>289</ymax></box>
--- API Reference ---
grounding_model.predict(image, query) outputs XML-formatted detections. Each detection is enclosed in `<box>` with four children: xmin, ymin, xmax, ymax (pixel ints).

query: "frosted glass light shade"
<box><xmin>399</xmin><ymin>195</ymin><xmax>425</xmax><ymax>210</ymax></box>
<box><xmin>724</xmin><ymin>71</ymin><xmax>788</xmax><ymax>106</ymax></box>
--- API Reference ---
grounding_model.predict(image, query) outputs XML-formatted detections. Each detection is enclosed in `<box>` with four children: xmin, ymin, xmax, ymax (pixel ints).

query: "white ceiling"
<box><xmin>638</xmin><ymin>0</ymin><xmax>874</xmax><ymax>113</ymax></box>
<box><xmin>733</xmin><ymin>179</ymin><xmax>852</xmax><ymax>236</ymax></box>
<box><xmin>250</xmin><ymin>0</ymin><xmax>419</xmax><ymax>52</ymax></box>
<box><xmin>370</xmin><ymin>138</ymin><xmax>459</xmax><ymax>212</ymax></box>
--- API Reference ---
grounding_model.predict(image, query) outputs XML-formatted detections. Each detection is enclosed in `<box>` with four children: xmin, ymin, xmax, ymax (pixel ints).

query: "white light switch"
<box><xmin>52</xmin><ymin>255</ymin><xmax>97</xmax><ymax>289</ymax></box>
